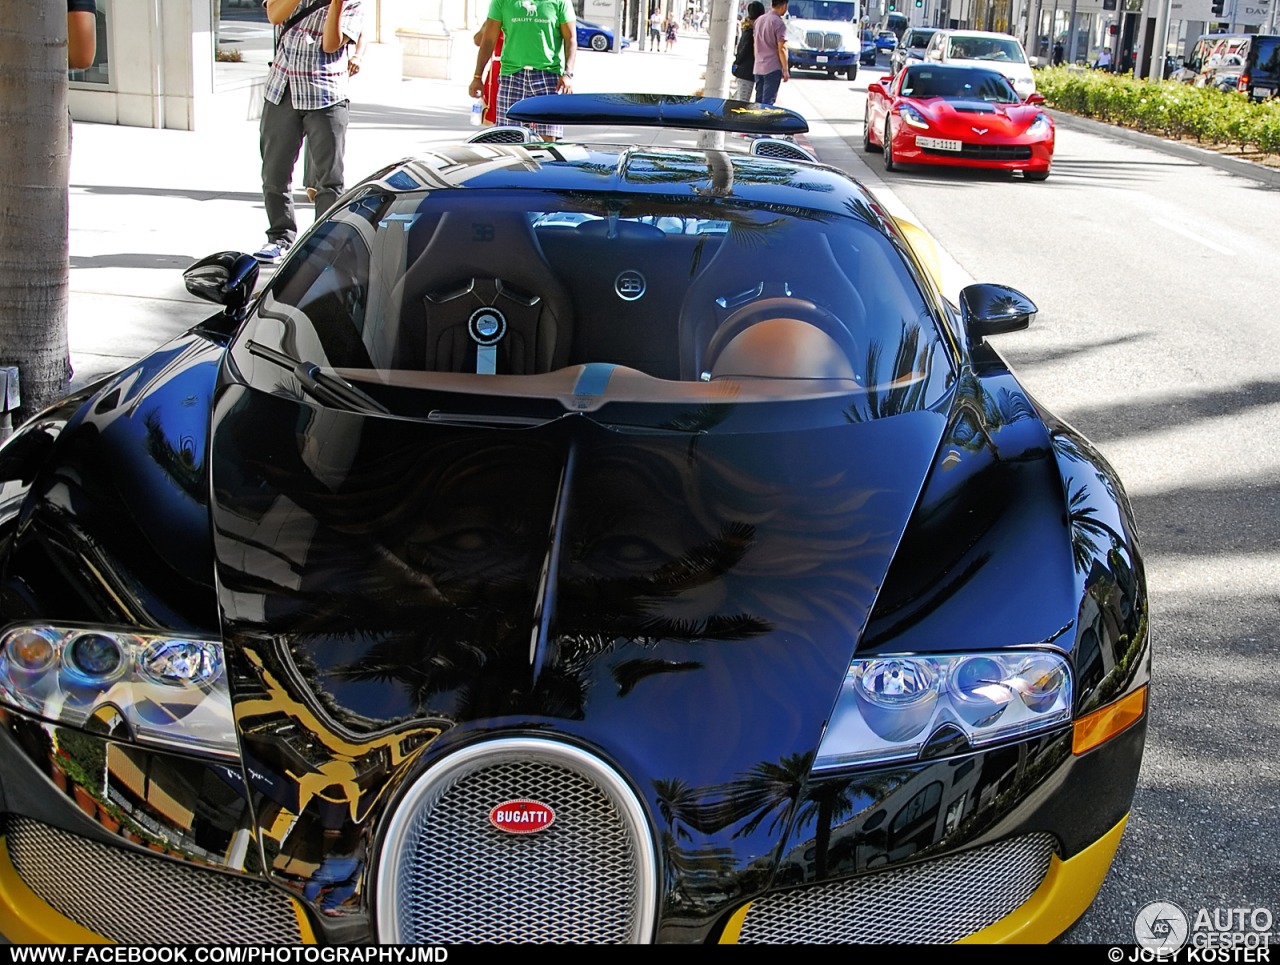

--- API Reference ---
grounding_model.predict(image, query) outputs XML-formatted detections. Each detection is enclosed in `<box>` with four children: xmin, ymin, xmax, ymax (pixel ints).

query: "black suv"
<box><xmin>1238</xmin><ymin>34</ymin><xmax>1280</xmax><ymax>100</ymax></box>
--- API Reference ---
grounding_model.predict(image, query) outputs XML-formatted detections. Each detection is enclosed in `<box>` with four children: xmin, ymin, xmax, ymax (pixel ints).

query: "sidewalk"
<box><xmin>66</xmin><ymin>30</ymin><xmax>820</xmax><ymax>387</ymax></box>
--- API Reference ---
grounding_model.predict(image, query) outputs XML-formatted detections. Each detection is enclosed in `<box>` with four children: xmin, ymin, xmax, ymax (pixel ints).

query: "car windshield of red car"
<box><xmin>900</xmin><ymin>66</ymin><xmax>1020</xmax><ymax>103</ymax></box>
<box><xmin>946</xmin><ymin>35</ymin><xmax>1025</xmax><ymax>63</ymax></box>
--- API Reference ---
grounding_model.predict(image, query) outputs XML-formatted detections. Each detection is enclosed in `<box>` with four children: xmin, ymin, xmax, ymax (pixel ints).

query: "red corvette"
<box><xmin>864</xmin><ymin>63</ymin><xmax>1055</xmax><ymax>180</ymax></box>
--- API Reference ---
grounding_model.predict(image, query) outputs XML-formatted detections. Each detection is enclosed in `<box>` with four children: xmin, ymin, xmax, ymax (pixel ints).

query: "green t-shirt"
<box><xmin>488</xmin><ymin>0</ymin><xmax>575</xmax><ymax>75</ymax></box>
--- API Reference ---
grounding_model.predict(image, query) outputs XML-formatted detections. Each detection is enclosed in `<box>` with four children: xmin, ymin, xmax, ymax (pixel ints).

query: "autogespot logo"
<box><xmin>1135</xmin><ymin>901</ymin><xmax>1191</xmax><ymax>952</ymax></box>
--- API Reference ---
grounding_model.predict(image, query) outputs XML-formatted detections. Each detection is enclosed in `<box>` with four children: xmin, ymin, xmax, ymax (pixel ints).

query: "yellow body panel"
<box><xmin>892</xmin><ymin>218</ymin><xmax>946</xmax><ymax>295</ymax></box>
<box><xmin>0</xmin><ymin>834</ymin><xmax>317</xmax><ymax>944</ymax></box>
<box><xmin>720</xmin><ymin>814</ymin><xmax>1128</xmax><ymax>944</ymax></box>
<box><xmin>958</xmin><ymin>814</ymin><xmax>1128</xmax><ymax>943</ymax></box>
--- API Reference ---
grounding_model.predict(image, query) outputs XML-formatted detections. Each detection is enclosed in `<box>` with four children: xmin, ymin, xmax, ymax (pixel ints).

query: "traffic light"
<box><xmin>888</xmin><ymin>1</ymin><xmax>895</xmax><ymax>8</ymax></box>
<box><xmin>915</xmin><ymin>0</ymin><xmax>922</xmax><ymax>6</ymax></box>
<box><xmin>1210</xmin><ymin>0</ymin><xmax>1224</xmax><ymax>13</ymax></box>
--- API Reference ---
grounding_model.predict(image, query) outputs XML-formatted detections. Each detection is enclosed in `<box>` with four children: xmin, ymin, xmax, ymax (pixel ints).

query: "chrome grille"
<box><xmin>824</xmin><ymin>32</ymin><xmax>843</xmax><ymax>49</ymax></box>
<box><xmin>751</xmin><ymin>138</ymin><xmax>816</xmax><ymax>162</ymax></box>
<box><xmin>467</xmin><ymin>126</ymin><xmax>532</xmax><ymax>145</ymax></box>
<box><xmin>378</xmin><ymin>739</ymin><xmax>656</xmax><ymax>943</ymax></box>
<box><xmin>738</xmin><ymin>832</ymin><xmax>1056</xmax><ymax>943</ymax></box>
<box><xmin>6</xmin><ymin>817</ymin><xmax>302</xmax><ymax>943</ymax></box>
<box><xmin>805</xmin><ymin>30</ymin><xmax>825</xmax><ymax>49</ymax></box>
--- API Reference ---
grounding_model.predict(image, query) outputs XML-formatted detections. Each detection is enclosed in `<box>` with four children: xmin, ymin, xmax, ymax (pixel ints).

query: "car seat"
<box><xmin>396</xmin><ymin>210</ymin><xmax>574</xmax><ymax>374</ymax></box>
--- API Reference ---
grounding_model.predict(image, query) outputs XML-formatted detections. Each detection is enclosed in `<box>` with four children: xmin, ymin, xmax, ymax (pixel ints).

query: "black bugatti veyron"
<box><xmin>0</xmin><ymin>96</ymin><xmax>1147</xmax><ymax>944</ymax></box>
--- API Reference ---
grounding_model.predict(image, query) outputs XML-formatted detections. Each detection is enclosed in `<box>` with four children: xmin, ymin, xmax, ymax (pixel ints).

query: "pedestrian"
<box><xmin>1052</xmin><ymin>40</ymin><xmax>1064</xmax><ymax>66</ymax></box>
<box><xmin>1094</xmin><ymin>45</ymin><xmax>1112</xmax><ymax>71</ymax></box>
<box><xmin>469</xmin><ymin>0</ymin><xmax>578</xmax><ymax>141</ymax></box>
<box><xmin>753</xmin><ymin>0</ymin><xmax>789</xmax><ymax>106</ymax></box>
<box><xmin>473</xmin><ymin>25</ymin><xmax>505</xmax><ymax>124</ymax></box>
<box><xmin>665</xmin><ymin>16</ymin><xmax>678</xmax><ymax>51</ymax></box>
<box><xmin>649</xmin><ymin>7</ymin><xmax>663</xmax><ymax>47</ymax></box>
<box><xmin>68</xmin><ymin>0</ymin><xmax>97</xmax><ymax>71</ymax></box>
<box><xmin>254</xmin><ymin>0</ymin><xmax>364</xmax><ymax>265</ymax></box>
<box><xmin>732</xmin><ymin>2</ymin><xmax>766</xmax><ymax>102</ymax></box>
<box><xmin>305</xmin><ymin>27</ymin><xmax>367</xmax><ymax>203</ymax></box>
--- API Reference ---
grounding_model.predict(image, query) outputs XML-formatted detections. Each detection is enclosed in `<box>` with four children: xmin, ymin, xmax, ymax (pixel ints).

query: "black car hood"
<box><xmin>208</xmin><ymin>383</ymin><xmax>947</xmax><ymax>933</ymax></box>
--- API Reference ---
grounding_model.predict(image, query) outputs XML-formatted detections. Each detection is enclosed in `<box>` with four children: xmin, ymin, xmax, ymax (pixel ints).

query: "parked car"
<box><xmin>0</xmin><ymin>92</ymin><xmax>1145</xmax><ymax>945</ymax></box>
<box><xmin>865</xmin><ymin>63</ymin><xmax>1053</xmax><ymax>179</ymax></box>
<box><xmin>890</xmin><ymin>27</ymin><xmax>938</xmax><ymax>78</ymax></box>
<box><xmin>1237</xmin><ymin>33</ymin><xmax>1280</xmax><ymax>100</ymax></box>
<box><xmin>860</xmin><ymin>28</ymin><xmax>879</xmax><ymax>65</ymax></box>
<box><xmin>924</xmin><ymin>29</ymin><xmax>1036</xmax><ymax>99</ymax></box>
<box><xmin>577</xmin><ymin>20</ymin><xmax>629</xmax><ymax>51</ymax></box>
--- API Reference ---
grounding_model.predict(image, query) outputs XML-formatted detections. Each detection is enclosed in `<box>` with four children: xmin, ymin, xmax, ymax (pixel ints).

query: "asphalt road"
<box><xmin>792</xmin><ymin>64</ymin><xmax>1280</xmax><ymax>943</ymax></box>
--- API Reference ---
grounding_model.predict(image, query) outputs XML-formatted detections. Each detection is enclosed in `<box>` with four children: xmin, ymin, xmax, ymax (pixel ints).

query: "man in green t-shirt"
<box><xmin>469</xmin><ymin>0</ymin><xmax>578</xmax><ymax>139</ymax></box>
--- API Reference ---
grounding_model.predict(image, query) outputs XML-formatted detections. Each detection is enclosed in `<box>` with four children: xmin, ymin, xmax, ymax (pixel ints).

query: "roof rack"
<box><xmin>505</xmin><ymin>93</ymin><xmax>809</xmax><ymax>135</ymax></box>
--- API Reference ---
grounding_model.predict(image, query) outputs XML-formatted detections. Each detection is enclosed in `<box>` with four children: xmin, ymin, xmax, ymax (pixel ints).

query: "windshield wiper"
<box><xmin>244</xmin><ymin>340</ymin><xmax>390</xmax><ymax>415</ymax></box>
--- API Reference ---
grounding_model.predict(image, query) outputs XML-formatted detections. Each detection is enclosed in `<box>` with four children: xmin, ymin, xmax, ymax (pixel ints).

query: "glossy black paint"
<box><xmin>184</xmin><ymin>251</ymin><xmax>260</xmax><ymax>314</ymax></box>
<box><xmin>505</xmin><ymin>94</ymin><xmax>810</xmax><ymax>134</ymax></box>
<box><xmin>960</xmin><ymin>283</ymin><xmax>1037</xmax><ymax>345</ymax></box>
<box><xmin>0</xmin><ymin>139</ymin><xmax>1148</xmax><ymax>944</ymax></box>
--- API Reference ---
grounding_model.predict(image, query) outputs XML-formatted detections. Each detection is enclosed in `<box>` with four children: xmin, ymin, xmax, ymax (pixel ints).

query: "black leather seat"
<box><xmin>676</xmin><ymin>228</ymin><xmax>867</xmax><ymax>381</ymax></box>
<box><xmin>396</xmin><ymin>210</ymin><xmax>574</xmax><ymax>374</ymax></box>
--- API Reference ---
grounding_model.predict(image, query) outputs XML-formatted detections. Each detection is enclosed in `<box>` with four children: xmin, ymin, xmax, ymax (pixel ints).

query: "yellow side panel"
<box><xmin>0</xmin><ymin>837</ymin><xmax>112</xmax><ymax>944</ymax></box>
<box><xmin>718</xmin><ymin>901</ymin><xmax>753</xmax><ymax>944</ymax></box>
<box><xmin>958</xmin><ymin>814</ymin><xmax>1129</xmax><ymax>944</ymax></box>
<box><xmin>891</xmin><ymin>218</ymin><xmax>945</xmax><ymax>295</ymax></box>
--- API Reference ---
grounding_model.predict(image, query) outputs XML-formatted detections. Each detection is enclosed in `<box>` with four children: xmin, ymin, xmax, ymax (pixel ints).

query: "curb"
<box><xmin>1046</xmin><ymin>108</ymin><xmax>1280</xmax><ymax>189</ymax></box>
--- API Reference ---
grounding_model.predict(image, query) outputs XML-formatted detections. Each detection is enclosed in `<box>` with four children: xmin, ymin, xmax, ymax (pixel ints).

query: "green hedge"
<box><xmin>1034</xmin><ymin>66</ymin><xmax>1280</xmax><ymax>155</ymax></box>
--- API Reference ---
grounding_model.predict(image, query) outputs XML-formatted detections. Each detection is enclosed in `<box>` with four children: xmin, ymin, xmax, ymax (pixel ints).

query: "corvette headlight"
<box><xmin>0</xmin><ymin>625</ymin><xmax>237</xmax><ymax>758</ymax></box>
<box><xmin>1026</xmin><ymin>112</ymin><xmax>1051</xmax><ymax>138</ymax></box>
<box><xmin>814</xmin><ymin>650</ymin><xmax>1072</xmax><ymax>771</ymax></box>
<box><xmin>898</xmin><ymin>105</ymin><xmax>929</xmax><ymax>129</ymax></box>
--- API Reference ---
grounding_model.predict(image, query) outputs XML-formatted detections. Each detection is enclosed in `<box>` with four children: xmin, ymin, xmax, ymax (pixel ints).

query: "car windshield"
<box><xmin>901</xmin><ymin>66</ymin><xmax>1020</xmax><ymax>102</ymax></box>
<box><xmin>1254</xmin><ymin>37</ymin><xmax>1280</xmax><ymax>77</ymax></box>
<box><xmin>232</xmin><ymin>182</ymin><xmax>951</xmax><ymax>425</ymax></box>
<box><xmin>946</xmin><ymin>35</ymin><xmax>1025</xmax><ymax>63</ymax></box>
<box><xmin>786</xmin><ymin>0</ymin><xmax>856</xmax><ymax>20</ymax></box>
<box><xmin>907</xmin><ymin>30</ymin><xmax>936</xmax><ymax>48</ymax></box>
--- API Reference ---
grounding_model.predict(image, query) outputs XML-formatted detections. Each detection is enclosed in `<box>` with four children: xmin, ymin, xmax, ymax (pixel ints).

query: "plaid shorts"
<box><xmin>496</xmin><ymin>68</ymin><xmax>564</xmax><ymax>139</ymax></box>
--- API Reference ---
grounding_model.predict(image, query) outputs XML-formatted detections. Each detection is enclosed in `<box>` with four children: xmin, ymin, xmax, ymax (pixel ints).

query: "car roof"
<box><xmin>364</xmin><ymin>142</ymin><xmax>885</xmax><ymax>224</ymax></box>
<box><xmin>939</xmin><ymin>29</ymin><xmax>1022</xmax><ymax>40</ymax></box>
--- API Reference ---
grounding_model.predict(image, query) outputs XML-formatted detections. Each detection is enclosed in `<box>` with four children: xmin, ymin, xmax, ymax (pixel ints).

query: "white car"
<box><xmin>924</xmin><ymin>29</ymin><xmax>1036</xmax><ymax>99</ymax></box>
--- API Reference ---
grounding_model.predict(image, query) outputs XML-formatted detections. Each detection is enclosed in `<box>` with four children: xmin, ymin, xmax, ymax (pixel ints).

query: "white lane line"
<box><xmin>1150</xmin><ymin>217</ymin><xmax>1236</xmax><ymax>256</ymax></box>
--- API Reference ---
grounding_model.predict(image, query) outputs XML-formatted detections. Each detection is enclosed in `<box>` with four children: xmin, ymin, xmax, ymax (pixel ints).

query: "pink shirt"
<box><xmin>753</xmin><ymin>10</ymin><xmax>786</xmax><ymax>75</ymax></box>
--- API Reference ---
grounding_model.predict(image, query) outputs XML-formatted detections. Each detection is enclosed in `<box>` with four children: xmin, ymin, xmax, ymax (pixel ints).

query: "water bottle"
<box><xmin>471</xmin><ymin>99</ymin><xmax>483</xmax><ymax>125</ymax></box>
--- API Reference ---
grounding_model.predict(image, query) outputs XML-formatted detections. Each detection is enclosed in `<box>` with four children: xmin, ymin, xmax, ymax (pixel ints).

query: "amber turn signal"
<box><xmin>1073</xmin><ymin>685</ymin><xmax>1147</xmax><ymax>755</ymax></box>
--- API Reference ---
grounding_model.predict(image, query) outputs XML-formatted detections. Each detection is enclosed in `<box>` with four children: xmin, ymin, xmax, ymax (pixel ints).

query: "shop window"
<box><xmin>69</xmin><ymin>0</ymin><xmax>110</xmax><ymax>86</ymax></box>
<box><xmin>215</xmin><ymin>0</ymin><xmax>273</xmax><ymax>87</ymax></box>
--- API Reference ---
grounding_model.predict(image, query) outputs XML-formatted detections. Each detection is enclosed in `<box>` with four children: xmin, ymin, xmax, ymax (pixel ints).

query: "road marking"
<box><xmin>1150</xmin><ymin>217</ymin><xmax>1235</xmax><ymax>256</ymax></box>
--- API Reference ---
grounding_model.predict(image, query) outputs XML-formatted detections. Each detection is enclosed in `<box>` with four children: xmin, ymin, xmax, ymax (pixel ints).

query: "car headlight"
<box><xmin>0</xmin><ymin>625</ymin><xmax>237</xmax><ymax>758</ymax></box>
<box><xmin>1027</xmin><ymin>112</ymin><xmax>1051</xmax><ymax>138</ymax></box>
<box><xmin>814</xmin><ymin>650</ymin><xmax>1072</xmax><ymax>770</ymax></box>
<box><xmin>898</xmin><ymin>105</ymin><xmax>929</xmax><ymax>129</ymax></box>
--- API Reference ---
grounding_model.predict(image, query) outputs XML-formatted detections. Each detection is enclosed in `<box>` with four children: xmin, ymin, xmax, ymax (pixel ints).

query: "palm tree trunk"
<box><xmin>0</xmin><ymin>0</ymin><xmax>71</xmax><ymax>425</ymax></box>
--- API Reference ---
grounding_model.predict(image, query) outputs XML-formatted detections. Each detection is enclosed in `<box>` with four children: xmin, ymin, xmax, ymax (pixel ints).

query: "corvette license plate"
<box><xmin>916</xmin><ymin>136</ymin><xmax>962</xmax><ymax>151</ymax></box>
<box><xmin>817</xmin><ymin>55</ymin><xmax>828</xmax><ymax>63</ymax></box>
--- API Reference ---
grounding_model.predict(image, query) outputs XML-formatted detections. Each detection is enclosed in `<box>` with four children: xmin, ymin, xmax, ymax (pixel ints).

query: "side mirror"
<box><xmin>867</xmin><ymin>81</ymin><xmax>886</xmax><ymax>96</ymax></box>
<box><xmin>183</xmin><ymin>251</ymin><xmax>260</xmax><ymax>313</ymax></box>
<box><xmin>960</xmin><ymin>283</ymin><xmax>1036</xmax><ymax>347</ymax></box>
<box><xmin>1025</xmin><ymin>92</ymin><xmax>1046</xmax><ymax>104</ymax></box>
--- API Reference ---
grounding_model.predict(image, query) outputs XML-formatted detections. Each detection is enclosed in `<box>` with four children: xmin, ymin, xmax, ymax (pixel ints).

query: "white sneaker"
<box><xmin>253</xmin><ymin>240</ymin><xmax>291</xmax><ymax>264</ymax></box>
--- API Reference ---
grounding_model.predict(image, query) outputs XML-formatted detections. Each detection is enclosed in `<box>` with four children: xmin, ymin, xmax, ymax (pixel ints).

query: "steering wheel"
<box><xmin>702</xmin><ymin>297</ymin><xmax>860</xmax><ymax>377</ymax></box>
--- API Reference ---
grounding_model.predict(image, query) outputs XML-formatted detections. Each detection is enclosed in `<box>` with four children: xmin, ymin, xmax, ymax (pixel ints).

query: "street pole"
<box><xmin>615</xmin><ymin>0</ymin><xmax>626</xmax><ymax>53</ymax></box>
<box><xmin>1066</xmin><ymin>0</ymin><xmax>1078</xmax><ymax>62</ymax></box>
<box><xmin>1031</xmin><ymin>0</ymin><xmax>1043</xmax><ymax>62</ymax></box>
<box><xmin>1148</xmin><ymin>0</ymin><xmax>1171</xmax><ymax>80</ymax></box>
<box><xmin>699</xmin><ymin>0</ymin><xmax>734</xmax><ymax>148</ymax></box>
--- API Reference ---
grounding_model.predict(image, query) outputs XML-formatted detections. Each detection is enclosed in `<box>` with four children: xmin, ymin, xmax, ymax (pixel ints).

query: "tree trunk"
<box><xmin>0</xmin><ymin>0</ymin><xmax>71</xmax><ymax>425</ymax></box>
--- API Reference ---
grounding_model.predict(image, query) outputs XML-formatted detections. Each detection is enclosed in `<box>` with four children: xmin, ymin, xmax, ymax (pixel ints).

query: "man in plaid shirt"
<box><xmin>255</xmin><ymin>0</ymin><xmax>364</xmax><ymax>263</ymax></box>
<box><xmin>469</xmin><ymin>0</ymin><xmax>578</xmax><ymax>140</ymax></box>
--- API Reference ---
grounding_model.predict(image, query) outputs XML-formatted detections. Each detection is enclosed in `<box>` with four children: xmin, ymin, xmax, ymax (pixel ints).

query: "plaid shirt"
<box><xmin>264</xmin><ymin>0</ymin><xmax>364</xmax><ymax>111</ymax></box>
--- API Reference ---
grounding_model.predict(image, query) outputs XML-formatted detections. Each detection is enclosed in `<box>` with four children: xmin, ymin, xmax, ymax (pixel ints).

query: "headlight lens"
<box><xmin>899</xmin><ymin>105</ymin><xmax>929</xmax><ymax>129</ymax></box>
<box><xmin>1026</xmin><ymin>112</ymin><xmax>1051</xmax><ymax>138</ymax></box>
<box><xmin>815</xmin><ymin>650</ymin><xmax>1072</xmax><ymax>771</ymax></box>
<box><xmin>0</xmin><ymin>626</ymin><xmax>237</xmax><ymax>758</ymax></box>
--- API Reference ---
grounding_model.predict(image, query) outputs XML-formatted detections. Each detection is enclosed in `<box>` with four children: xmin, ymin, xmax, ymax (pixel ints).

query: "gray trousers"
<box><xmin>260</xmin><ymin>88</ymin><xmax>349</xmax><ymax>245</ymax></box>
<box><xmin>733</xmin><ymin>76</ymin><xmax>755</xmax><ymax>101</ymax></box>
